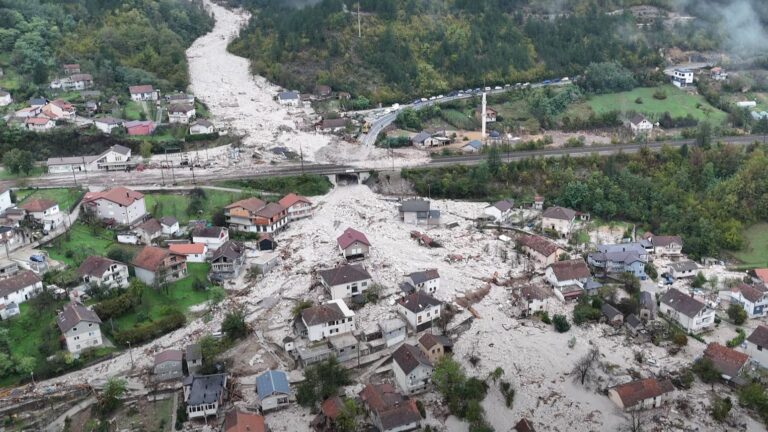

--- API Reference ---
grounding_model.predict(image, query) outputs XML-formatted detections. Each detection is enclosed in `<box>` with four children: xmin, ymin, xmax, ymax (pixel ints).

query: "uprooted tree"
<box><xmin>573</xmin><ymin>347</ymin><xmax>601</xmax><ymax>385</ymax></box>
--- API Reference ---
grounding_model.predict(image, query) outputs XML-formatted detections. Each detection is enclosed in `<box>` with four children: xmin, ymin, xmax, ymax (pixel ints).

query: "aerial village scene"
<box><xmin>1</xmin><ymin>0</ymin><xmax>768</xmax><ymax>432</ymax></box>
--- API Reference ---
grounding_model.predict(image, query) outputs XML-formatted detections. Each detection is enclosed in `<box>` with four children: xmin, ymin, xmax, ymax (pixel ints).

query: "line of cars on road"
<box><xmin>410</xmin><ymin>77</ymin><xmax>571</xmax><ymax>105</ymax></box>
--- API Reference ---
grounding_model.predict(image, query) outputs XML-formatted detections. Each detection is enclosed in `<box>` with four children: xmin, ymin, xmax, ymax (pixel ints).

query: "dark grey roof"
<box><xmin>186</xmin><ymin>344</ymin><xmax>202</xmax><ymax>361</ymax></box>
<box><xmin>411</xmin><ymin>131</ymin><xmax>431</xmax><ymax>143</ymax></box>
<box><xmin>400</xmin><ymin>199</ymin><xmax>430</xmax><ymax>213</ymax></box>
<box><xmin>193</xmin><ymin>226</ymin><xmax>226</xmax><ymax>238</ymax></box>
<box><xmin>630</xmin><ymin>114</ymin><xmax>648</xmax><ymax>125</ymax></box>
<box><xmin>278</xmin><ymin>91</ymin><xmax>299</xmax><ymax>100</ymax></box>
<box><xmin>639</xmin><ymin>291</ymin><xmax>656</xmax><ymax>310</ymax></box>
<box><xmin>660</xmin><ymin>289</ymin><xmax>706</xmax><ymax>318</ymax></box>
<box><xmin>185</xmin><ymin>374</ymin><xmax>226</xmax><ymax>405</ymax></box>
<box><xmin>211</xmin><ymin>241</ymin><xmax>244</xmax><ymax>262</ymax></box>
<box><xmin>57</xmin><ymin>302</ymin><xmax>101</xmax><ymax>333</ymax></box>
<box><xmin>399</xmin><ymin>282</ymin><xmax>416</xmax><ymax>294</ymax></box>
<box><xmin>392</xmin><ymin>344</ymin><xmax>432</xmax><ymax>375</ymax></box>
<box><xmin>542</xmin><ymin>206</ymin><xmax>577</xmax><ymax>221</ymax></box>
<box><xmin>626</xmin><ymin>314</ymin><xmax>642</xmax><ymax>328</ymax></box>
<box><xmin>407</xmin><ymin>269</ymin><xmax>439</xmax><ymax>285</ymax></box>
<box><xmin>747</xmin><ymin>325</ymin><xmax>768</xmax><ymax>348</ymax></box>
<box><xmin>601</xmin><ymin>303</ymin><xmax>623</xmax><ymax>320</ymax></box>
<box><xmin>0</xmin><ymin>270</ymin><xmax>40</xmax><ymax>298</ymax></box>
<box><xmin>110</xmin><ymin>144</ymin><xmax>131</xmax><ymax>155</ymax></box>
<box><xmin>493</xmin><ymin>200</ymin><xmax>514</xmax><ymax>212</ymax></box>
<box><xmin>301</xmin><ymin>302</ymin><xmax>346</xmax><ymax>326</ymax></box>
<box><xmin>398</xmin><ymin>291</ymin><xmax>442</xmax><ymax>313</ymax></box>
<box><xmin>669</xmin><ymin>261</ymin><xmax>698</xmax><ymax>272</ymax></box>
<box><xmin>159</xmin><ymin>216</ymin><xmax>178</xmax><ymax>227</ymax></box>
<box><xmin>318</xmin><ymin>264</ymin><xmax>371</xmax><ymax>286</ymax></box>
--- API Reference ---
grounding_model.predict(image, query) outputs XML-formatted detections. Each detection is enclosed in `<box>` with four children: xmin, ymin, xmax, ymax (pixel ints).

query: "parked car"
<box><xmin>494</xmin><ymin>86</ymin><xmax>502</xmax><ymax>90</ymax></box>
<box><xmin>484</xmin><ymin>86</ymin><xmax>491</xmax><ymax>91</ymax></box>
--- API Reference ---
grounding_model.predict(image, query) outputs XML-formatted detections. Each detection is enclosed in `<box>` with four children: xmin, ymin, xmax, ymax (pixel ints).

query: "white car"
<box><xmin>504</xmin><ymin>84</ymin><xmax>511</xmax><ymax>88</ymax></box>
<box><xmin>437</xmin><ymin>95</ymin><xmax>444</xmax><ymax>99</ymax></box>
<box><xmin>429</xmin><ymin>96</ymin><xmax>436</xmax><ymax>101</ymax></box>
<box><xmin>421</xmin><ymin>98</ymin><xmax>428</xmax><ymax>102</ymax></box>
<box><xmin>562</xmin><ymin>77</ymin><xmax>570</xmax><ymax>82</ymax></box>
<box><xmin>494</xmin><ymin>86</ymin><xmax>502</xmax><ymax>90</ymax></box>
<box><xmin>484</xmin><ymin>86</ymin><xmax>491</xmax><ymax>91</ymax></box>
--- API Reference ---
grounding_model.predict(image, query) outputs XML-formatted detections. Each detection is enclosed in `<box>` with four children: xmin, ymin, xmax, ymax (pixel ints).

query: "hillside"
<box><xmin>226</xmin><ymin>0</ymin><xmax>743</xmax><ymax>104</ymax></box>
<box><xmin>0</xmin><ymin>0</ymin><xmax>213</xmax><ymax>101</ymax></box>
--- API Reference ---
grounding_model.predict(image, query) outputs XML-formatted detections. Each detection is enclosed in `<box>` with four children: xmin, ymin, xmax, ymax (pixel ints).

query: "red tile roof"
<box><xmin>548</xmin><ymin>259</ymin><xmax>590</xmax><ymax>281</ymax></box>
<box><xmin>25</xmin><ymin>117</ymin><xmax>54</xmax><ymax>125</ymax></box>
<box><xmin>169</xmin><ymin>243</ymin><xmax>205</xmax><ymax>255</ymax></box>
<box><xmin>84</xmin><ymin>187</ymin><xmax>144</xmax><ymax>207</ymax></box>
<box><xmin>703</xmin><ymin>343</ymin><xmax>749</xmax><ymax>378</ymax></box>
<box><xmin>19</xmin><ymin>198</ymin><xmax>57</xmax><ymax>212</ymax></box>
<box><xmin>610</xmin><ymin>378</ymin><xmax>675</xmax><ymax>408</ymax></box>
<box><xmin>223</xmin><ymin>410</ymin><xmax>266</xmax><ymax>432</ymax></box>
<box><xmin>278</xmin><ymin>193</ymin><xmax>311</xmax><ymax>208</ymax></box>
<box><xmin>518</xmin><ymin>235</ymin><xmax>561</xmax><ymax>257</ymax></box>
<box><xmin>154</xmin><ymin>349</ymin><xmax>183</xmax><ymax>365</ymax></box>
<box><xmin>129</xmin><ymin>84</ymin><xmax>154</xmax><ymax>94</ymax></box>
<box><xmin>226</xmin><ymin>197</ymin><xmax>267</xmax><ymax>213</ymax></box>
<box><xmin>320</xmin><ymin>396</ymin><xmax>344</xmax><ymax>419</ymax></box>
<box><xmin>755</xmin><ymin>268</ymin><xmax>768</xmax><ymax>285</ymax></box>
<box><xmin>337</xmin><ymin>227</ymin><xmax>370</xmax><ymax>249</ymax></box>
<box><xmin>132</xmin><ymin>246</ymin><xmax>177</xmax><ymax>271</ymax></box>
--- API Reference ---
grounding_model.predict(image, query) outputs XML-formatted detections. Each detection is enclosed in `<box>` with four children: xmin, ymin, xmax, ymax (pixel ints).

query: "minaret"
<box><xmin>481</xmin><ymin>92</ymin><xmax>487</xmax><ymax>140</ymax></box>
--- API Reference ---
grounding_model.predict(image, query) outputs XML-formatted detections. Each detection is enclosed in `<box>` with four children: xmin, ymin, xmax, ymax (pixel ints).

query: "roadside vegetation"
<box><xmin>220</xmin><ymin>174</ymin><xmax>333</xmax><ymax>196</ymax></box>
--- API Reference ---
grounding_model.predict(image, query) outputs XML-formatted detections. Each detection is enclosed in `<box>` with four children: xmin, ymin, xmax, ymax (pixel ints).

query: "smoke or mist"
<box><xmin>677</xmin><ymin>0</ymin><xmax>768</xmax><ymax>56</ymax></box>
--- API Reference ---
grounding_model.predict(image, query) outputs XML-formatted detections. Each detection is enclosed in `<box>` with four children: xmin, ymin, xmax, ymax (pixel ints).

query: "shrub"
<box><xmin>535</xmin><ymin>310</ymin><xmax>551</xmax><ymax>324</ymax></box>
<box><xmin>726</xmin><ymin>328</ymin><xmax>746</xmax><ymax>348</ymax></box>
<box><xmin>727</xmin><ymin>304</ymin><xmax>747</xmax><ymax>325</ymax></box>
<box><xmin>416</xmin><ymin>400</ymin><xmax>426</xmax><ymax>418</ymax></box>
<box><xmin>93</xmin><ymin>293</ymin><xmax>137</xmax><ymax>321</ymax></box>
<box><xmin>553</xmin><ymin>314</ymin><xmax>570</xmax><ymax>332</ymax></box>
<box><xmin>710</xmin><ymin>396</ymin><xmax>732</xmax><ymax>422</ymax></box>
<box><xmin>653</xmin><ymin>89</ymin><xmax>667</xmax><ymax>100</ymax></box>
<box><xmin>692</xmin><ymin>357</ymin><xmax>720</xmax><ymax>383</ymax></box>
<box><xmin>672</xmin><ymin>331</ymin><xmax>688</xmax><ymax>346</ymax></box>
<box><xmin>113</xmin><ymin>310</ymin><xmax>185</xmax><ymax>345</ymax></box>
<box><xmin>635</xmin><ymin>97</ymin><xmax>643</xmax><ymax>104</ymax></box>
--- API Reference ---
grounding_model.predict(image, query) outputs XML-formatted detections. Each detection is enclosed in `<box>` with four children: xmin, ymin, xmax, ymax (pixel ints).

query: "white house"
<box><xmin>671</xmin><ymin>68</ymin><xmax>694</xmax><ymax>88</ymax></box>
<box><xmin>0</xmin><ymin>90</ymin><xmax>12</xmax><ymax>106</ymax></box>
<box><xmin>168</xmin><ymin>104</ymin><xmax>196</xmax><ymax>124</ymax></box>
<box><xmin>91</xmin><ymin>145</ymin><xmax>133</xmax><ymax>171</ymax></box>
<box><xmin>82</xmin><ymin>187</ymin><xmax>146</xmax><ymax>225</ymax></box>
<box><xmin>643</xmin><ymin>233</ymin><xmax>683</xmax><ymax>256</ymax></box>
<box><xmin>359</xmin><ymin>384</ymin><xmax>422</xmax><ymax>432</ymax></box>
<box><xmin>630</xmin><ymin>114</ymin><xmax>653</xmax><ymax>135</ymax></box>
<box><xmin>132</xmin><ymin>246</ymin><xmax>188</xmax><ymax>286</ymax></box>
<box><xmin>667</xmin><ymin>261</ymin><xmax>698</xmax><ymax>279</ymax></box>
<box><xmin>191</xmin><ymin>226</ymin><xmax>229</xmax><ymax>251</ymax></box>
<box><xmin>277</xmin><ymin>91</ymin><xmax>300</xmax><ymax>107</ymax></box>
<box><xmin>129</xmin><ymin>85</ymin><xmax>159</xmax><ymax>101</ymax></box>
<box><xmin>608</xmin><ymin>378</ymin><xmax>675</xmax><ymax>411</ymax></box>
<box><xmin>57</xmin><ymin>302</ymin><xmax>103</xmax><ymax>356</ymax></box>
<box><xmin>511</xmin><ymin>284</ymin><xmax>551</xmax><ymax>318</ymax></box>
<box><xmin>746</xmin><ymin>325</ymin><xmax>768</xmax><ymax>369</ymax></box>
<box><xmin>518</xmin><ymin>235</ymin><xmax>563</xmax><ymax>268</ymax></box>
<box><xmin>159</xmin><ymin>216</ymin><xmax>179</xmax><ymax>235</ymax></box>
<box><xmin>19</xmin><ymin>199</ymin><xmax>62</xmax><ymax>231</ymax></box>
<box><xmin>404</xmin><ymin>269</ymin><xmax>440</xmax><ymax>295</ymax></box>
<box><xmin>25</xmin><ymin>116</ymin><xmax>56</xmax><ymax>131</ymax></box>
<box><xmin>168</xmin><ymin>243</ymin><xmax>207</xmax><ymax>263</ymax></box>
<box><xmin>659</xmin><ymin>288</ymin><xmax>715</xmax><ymax>334</ymax></box>
<box><xmin>730</xmin><ymin>284</ymin><xmax>768</xmax><ymax>318</ymax></box>
<box><xmin>0</xmin><ymin>188</ymin><xmax>12</xmax><ymax>213</ymax></box>
<box><xmin>545</xmin><ymin>259</ymin><xmax>591</xmax><ymax>301</ymax></box>
<box><xmin>255</xmin><ymin>370</ymin><xmax>292</xmax><ymax>412</ymax></box>
<box><xmin>318</xmin><ymin>264</ymin><xmax>373</xmax><ymax>301</ymax></box>
<box><xmin>397</xmin><ymin>291</ymin><xmax>442</xmax><ymax>332</ymax></box>
<box><xmin>484</xmin><ymin>199</ymin><xmax>514</xmax><ymax>222</ymax></box>
<box><xmin>278</xmin><ymin>193</ymin><xmax>313</xmax><ymax>221</ymax></box>
<box><xmin>184</xmin><ymin>374</ymin><xmax>227</xmax><ymax>419</ymax></box>
<box><xmin>94</xmin><ymin>117</ymin><xmax>123</xmax><ymax>134</ymax></box>
<box><xmin>0</xmin><ymin>270</ymin><xmax>42</xmax><ymax>311</ymax></box>
<box><xmin>189</xmin><ymin>120</ymin><xmax>215</xmax><ymax>135</ymax></box>
<box><xmin>541</xmin><ymin>206</ymin><xmax>577</xmax><ymax>238</ymax></box>
<box><xmin>392</xmin><ymin>344</ymin><xmax>433</xmax><ymax>395</ymax></box>
<box><xmin>76</xmin><ymin>256</ymin><xmax>129</xmax><ymax>290</ymax></box>
<box><xmin>300</xmin><ymin>299</ymin><xmax>356</xmax><ymax>342</ymax></box>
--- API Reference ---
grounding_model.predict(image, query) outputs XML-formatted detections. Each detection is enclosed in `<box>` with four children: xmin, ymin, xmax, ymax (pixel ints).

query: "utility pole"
<box><xmin>357</xmin><ymin>2</ymin><xmax>362</xmax><ymax>38</ymax></box>
<box><xmin>81</xmin><ymin>156</ymin><xmax>89</xmax><ymax>182</ymax></box>
<box><xmin>165</xmin><ymin>148</ymin><xmax>176</xmax><ymax>185</ymax></box>
<box><xmin>300</xmin><ymin>142</ymin><xmax>305</xmax><ymax>175</ymax></box>
<box><xmin>71</xmin><ymin>162</ymin><xmax>78</xmax><ymax>186</ymax></box>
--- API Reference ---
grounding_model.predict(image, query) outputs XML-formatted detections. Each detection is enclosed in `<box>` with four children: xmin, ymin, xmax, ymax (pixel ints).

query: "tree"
<box><xmin>199</xmin><ymin>335</ymin><xmax>224</xmax><ymax>373</ymax></box>
<box><xmin>644</xmin><ymin>262</ymin><xmax>658</xmax><ymax>280</ymax></box>
<box><xmin>727</xmin><ymin>303</ymin><xmax>747</xmax><ymax>325</ymax></box>
<box><xmin>14</xmin><ymin>356</ymin><xmax>36</xmax><ymax>376</ymax></box>
<box><xmin>691</xmin><ymin>272</ymin><xmax>707</xmax><ymax>288</ymax></box>
<box><xmin>581</xmin><ymin>62</ymin><xmax>636</xmax><ymax>94</ymax></box>
<box><xmin>296</xmin><ymin>358</ymin><xmax>350</xmax><ymax>407</ymax></box>
<box><xmin>618</xmin><ymin>273</ymin><xmax>641</xmax><ymax>295</ymax></box>
<box><xmin>335</xmin><ymin>398</ymin><xmax>362</xmax><ymax>432</ymax></box>
<box><xmin>692</xmin><ymin>358</ymin><xmax>720</xmax><ymax>384</ymax></box>
<box><xmin>553</xmin><ymin>314</ymin><xmax>570</xmax><ymax>332</ymax></box>
<box><xmin>710</xmin><ymin>396</ymin><xmax>732</xmax><ymax>422</ymax></box>
<box><xmin>140</xmin><ymin>141</ymin><xmax>153</xmax><ymax>160</ymax></box>
<box><xmin>487</xmin><ymin>146</ymin><xmax>501</xmax><ymax>177</ymax></box>
<box><xmin>209</xmin><ymin>287</ymin><xmax>226</xmax><ymax>305</ymax></box>
<box><xmin>3</xmin><ymin>148</ymin><xmax>34</xmax><ymax>175</ymax></box>
<box><xmin>221</xmin><ymin>308</ymin><xmax>248</xmax><ymax>340</ymax></box>
<box><xmin>292</xmin><ymin>299</ymin><xmax>313</xmax><ymax>318</ymax></box>
<box><xmin>695</xmin><ymin>121</ymin><xmax>712</xmax><ymax>149</ymax></box>
<box><xmin>573</xmin><ymin>347</ymin><xmax>600</xmax><ymax>385</ymax></box>
<box><xmin>97</xmin><ymin>377</ymin><xmax>127</xmax><ymax>414</ymax></box>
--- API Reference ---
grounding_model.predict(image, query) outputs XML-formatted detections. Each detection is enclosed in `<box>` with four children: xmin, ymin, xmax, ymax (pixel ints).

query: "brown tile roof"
<box><xmin>756</xmin><ymin>269</ymin><xmax>768</xmax><ymax>285</ymax></box>
<box><xmin>379</xmin><ymin>399</ymin><xmax>421</xmax><ymax>430</ymax></box>
<box><xmin>518</xmin><ymin>235</ymin><xmax>561</xmax><ymax>257</ymax></box>
<box><xmin>611</xmin><ymin>378</ymin><xmax>674</xmax><ymax>408</ymax></box>
<box><xmin>418</xmin><ymin>333</ymin><xmax>452</xmax><ymax>350</ymax></box>
<box><xmin>359</xmin><ymin>384</ymin><xmax>421</xmax><ymax>430</ymax></box>
<box><xmin>548</xmin><ymin>259</ymin><xmax>590</xmax><ymax>281</ymax></box>
<box><xmin>83</xmin><ymin>187</ymin><xmax>144</xmax><ymax>207</ymax></box>
<box><xmin>320</xmin><ymin>396</ymin><xmax>344</xmax><ymax>419</ymax></box>
<box><xmin>734</xmin><ymin>283</ymin><xmax>767</xmax><ymax>303</ymax></box>
<box><xmin>226</xmin><ymin>197</ymin><xmax>266</xmax><ymax>213</ymax></box>
<box><xmin>397</xmin><ymin>291</ymin><xmax>442</xmax><ymax>313</ymax></box>
<box><xmin>137</xmin><ymin>218</ymin><xmax>162</xmax><ymax>235</ymax></box>
<box><xmin>542</xmin><ymin>206</ymin><xmax>576</xmax><ymax>221</ymax></box>
<box><xmin>57</xmin><ymin>302</ymin><xmax>101</xmax><ymax>332</ymax></box>
<box><xmin>747</xmin><ymin>325</ymin><xmax>768</xmax><ymax>348</ymax></box>
<box><xmin>19</xmin><ymin>199</ymin><xmax>57</xmax><ymax>212</ymax></box>
<box><xmin>0</xmin><ymin>270</ymin><xmax>40</xmax><ymax>298</ymax></box>
<box><xmin>77</xmin><ymin>256</ymin><xmax>123</xmax><ymax>278</ymax></box>
<box><xmin>25</xmin><ymin>117</ymin><xmax>54</xmax><ymax>126</ymax></box>
<box><xmin>337</xmin><ymin>227</ymin><xmax>370</xmax><ymax>249</ymax></box>
<box><xmin>168</xmin><ymin>103</ymin><xmax>194</xmax><ymax>113</ymax></box>
<box><xmin>301</xmin><ymin>302</ymin><xmax>345</xmax><ymax>326</ymax></box>
<box><xmin>192</xmin><ymin>226</ymin><xmax>226</xmax><ymax>238</ymax></box>
<box><xmin>393</xmin><ymin>343</ymin><xmax>433</xmax><ymax>375</ymax></box>
<box><xmin>515</xmin><ymin>419</ymin><xmax>536</xmax><ymax>432</ymax></box>
<box><xmin>278</xmin><ymin>193</ymin><xmax>311</xmax><ymax>208</ymax></box>
<box><xmin>514</xmin><ymin>284</ymin><xmax>551</xmax><ymax>302</ymax></box>
<box><xmin>154</xmin><ymin>349</ymin><xmax>183</xmax><ymax>365</ymax></box>
<box><xmin>132</xmin><ymin>246</ymin><xmax>174</xmax><ymax>271</ymax></box>
<box><xmin>703</xmin><ymin>343</ymin><xmax>749</xmax><ymax>378</ymax></box>
<box><xmin>660</xmin><ymin>289</ymin><xmax>706</xmax><ymax>318</ymax></box>
<box><xmin>129</xmin><ymin>84</ymin><xmax>154</xmax><ymax>94</ymax></box>
<box><xmin>318</xmin><ymin>264</ymin><xmax>371</xmax><ymax>286</ymax></box>
<box><xmin>256</xmin><ymin>202</ymin><xmax>286</xmax><ymax>219</ymax></box>
<box><xmin>650</xmin><ymin>234</ymin><xmax>683</xmax><ymax>247</ymax></box>
<box><xmin>223</xmin><ymin>410</ymin><xmax>267</xmax><ymax>432</ymax></box>
<box><xmin>169</xmin><ymin>243</ymin><xmax>205</xmax><ymax>255</ymax></box>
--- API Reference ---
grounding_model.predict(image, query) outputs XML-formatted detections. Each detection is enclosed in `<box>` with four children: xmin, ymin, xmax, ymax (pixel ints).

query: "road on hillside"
<box><xmin>7</xmin><ymin>135</ymin><xmax>762</xmax><ymax>189</ymax></box>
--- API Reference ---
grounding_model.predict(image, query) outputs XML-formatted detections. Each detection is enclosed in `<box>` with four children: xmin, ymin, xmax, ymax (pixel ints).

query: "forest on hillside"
<box><xmin>226</xmin><ymin>0</ymin><xmax>746</xmax><ymax>103</ymax></box>
<box><xmin>0</xmin><ymin>0</ymin><xmax>213</xmax><ymax>100</ymax></box>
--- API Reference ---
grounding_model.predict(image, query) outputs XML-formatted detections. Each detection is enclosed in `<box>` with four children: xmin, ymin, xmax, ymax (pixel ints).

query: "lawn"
<box><xmin>144</xmin><ymin>189</ymin><xmax>242</xmax><ymax>224</ymax></box>
<box><xmin>46</xmin><ymin>223</ymin><xmax>137</xmax><ymax>267</ymax></box>
<box><xmin>440</xmin><ymin>109</ymin><xmax>477</xmax><ymax>130</ymax></box>
<box><xmin>729</xmin><ymin>223</ymin><xmax>768</xmax><ymax>268</ymax></box>
<box><xmin>492</xmin><ymin>99</ymin><xmax>540</xmax><ymax>131</ymax></box>
<box><xmin>581</xmin><ymin>85</ymin><xmax>728</xmax><ymax>124</ymax></box>
<box><xmin>16</xmin><ymin>187</ymin><xmax>84</xmax><ymax>212</ymax></box>
<box><xmin>113</xmin><ymin>263</ymin><xmax>212</xmax><ymax>330</ymax></box>
<box><xmin>123</xmin><ymin>101</ymin><xmax>144</xmax><ymax>121</ymax></box>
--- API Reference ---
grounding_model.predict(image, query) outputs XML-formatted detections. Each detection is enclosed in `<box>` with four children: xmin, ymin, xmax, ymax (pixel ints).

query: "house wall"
<box><xmin>420</xmin><ymin>344</ymin><xmax>444</xmax><ymax>364</ymax></box>
<box><xmin>655</xmin><ymin>243</ymin><xmax>683</xmax><ymax>255</ymax></box>
<box><xmin>154</xmin><ymin>361</ymin><xmax>183</xmax><ymax>381</ymax></box>
<box><xmin>0</xmin><ymin>190</ymin><xmax>13</xmax><ymax>213</ymax></box>
<box><xmin>287</xmin><ymin>202</ymin><xmax>312</xmax><ymax>221</ymax></box>
<box><xmin>305</xmin><ymin>317</ymin><xmax>356</xmax><ymax>342</ymax></box>
<box><xmin>260</xmin><ymin>394</ymin><xmax>290</xmax><ymax>412</ymax></box>
<box><xmin>161</xmin><ymin>223</ymin><xmax>179</xmax><ymax>235</ymax></box>
<box><xmin>190</xmin><ymin>125</ymin><xmax>214</xmax><ymax>135</ymax></box>
<box><xmin>394</xmin><ymin>363</ymin><xmax>432</xmax><ymax>395</ymax></box>
<box><xmin>406</xmin><ymin>277</ymin><xmax>439</xmax><ymax>295</ymax></box>
<box><xmin>187</xmin><ymin>401</ymin><xmax>219</xmax><ymax>419</ymax></box>
<box><xmin>522</xmin><ymin>246</ymin><xmax>560</xmax><ymax>267</ymax></box>
<box><xmin>342</xmin><ymin>241</ymin><xmax>369</xmax><ymax>259</ymax></box>
<box><xmin>83</xmin><ymin>264</ymin><xmax>129</xmax><ymax>290</ymax></box>
<box><xmin>398</xmin><ymin>304</ymin><xmax>442</xmax><ymax>331</ymax></box>
<box><xmin>95</xmin><ymin>122</ymin><xmax>119</xmax><ymax>134</ymax></box>
<box><xmin>183</xmin><ymin>252</ymin><xmax>206</xmax><ymax>263</ymax></box>
<box><xmin>0</xmin><ymin>281</ymin><xmax>42</xmax><ymax>306</ymax></box>
<box><xmin>659</xmin><ymin>303</ymin><xmax>715</xmax><ymax>334</ymax></box>
<box><xmin>64</xmin><ymin>321</ymin><xmax>103</xmax><ymax>355</ymax></box>
<box><xmin>542</xmin><ymin>216</ymin><xmax>573</xmax><ymax>237</ymax></box>
<box><xmin>745</xmin><ymin>340</ymin><xmax>768</xmax><ymax>369</ymax></box>
<box><xmin>730</xmin><ymin>292</ymin><xmax>768</xmax><ymax>318</ymax></box>
<box><xmin>134</xmin><ymin>267</ymin><xmax>156</xmax><ymax>285</ymax></box>
<box><xmin>382</xmin><ymin>327</ymin><xmax>406</xmax><ymax>347</ymax></box>
<box><xmin>544</xmin><ymin>267</ymin><xmax>587</xmax><ymax>289</ymax></box>
<box><xmin>326</xmin><ymin>277</ymin><xmax>372</xmax><ymax>300</ymax></box>
<box><xmin>193</xmin><ymin>232</ymin><xmax>228</xmax><ymax>251</ymax></box>
<box><xmin>90</xmin><ymin>198</ymin><xmax>146</xmax><ymax>225</ymax></box>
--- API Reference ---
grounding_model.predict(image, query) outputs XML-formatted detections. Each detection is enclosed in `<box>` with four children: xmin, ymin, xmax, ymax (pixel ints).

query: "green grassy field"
<box><xmin>16</xmin><ymin>187</ymin><xmax>83</xmax><ymax>211</ymax></box>
<box><xmin>46</xmin><ymin>223</ymin><xmax>139</xmax><ymax>267</ymax></box>
<box><xmin>144</xmin><ymin>189</ymin><xmax>243</xmax><ymax>224</ymax></box>
<box><xmin>492</xmin><ymin>99</ymin><xmax>540</xmax><ymax>131</ymax></box>
<box><xmin>219</xmin><ymin>174</ymin><xmax>333</xmax><ymax>197</ymax></box>
<box><xmin>730</xmin><ymin>223</ymin><xmax>768</xmax><ymax>268</ymax></box>
<box><xmin>440</xmin><ymin>109</ymin><xmax>477</xmax><ymax>130</ymax></box>
<box><xmin>123</xmin><ymin>101</ymin><xmax>144</xmax><ymax>121</ymax></box>
<box><xmin>581</xmin><ymin>85</ymin><xmax>728</xmax><ymax>124</ymax></box>
<box><xmin>113</xmin><ymin>263</ymin><xmax>212</xmax><ymax>330</ymax></box>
